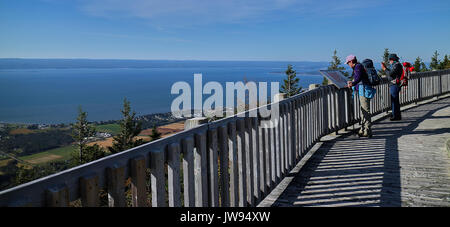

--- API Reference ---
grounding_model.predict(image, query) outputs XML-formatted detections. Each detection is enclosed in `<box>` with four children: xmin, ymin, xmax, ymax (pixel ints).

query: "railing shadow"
<box><xmin>271</xmin><ymin>98</ymin><xmax>450</xmax><ymax>207</ymax></box>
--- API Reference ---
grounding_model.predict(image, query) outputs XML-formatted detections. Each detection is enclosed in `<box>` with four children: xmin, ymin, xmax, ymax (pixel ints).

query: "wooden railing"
<box><xmin>1</xmin><ymin>69</ymin><xmax>449</xmax><ymax>207</ymax></box>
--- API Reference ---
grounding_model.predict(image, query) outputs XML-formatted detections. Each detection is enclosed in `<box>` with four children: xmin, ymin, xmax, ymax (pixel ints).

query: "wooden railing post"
<box><xmin>258</xmin><ymin>117</ymin><xmax>267</xmax><ymax>197</ymax></box>
<box><xmin>80</xmin><ymin>174</ymin><xmax>100</xmax><ymax>207</ymax></box>
<box><xmin>269</xmin><ymin>115</ymin><xmax>276</xmax><ymax>189</ymax></box>
<box><xmin>228</xmin><ymin>121</ymin><xmax>239</xmax><ymax>207</ymax></box>
<box><xmin>168</xmin><ymin>143</ymin><xmax>182</xmax><ymax>207</ymax></box>
<box><xmin>279</xmin><ymin>103</ymin><xmax>286</xmax><ymax>177</ymax></box>
<box><xmin>106</xmin><ymin>164</ymin><xmax>126</xmax><ymax>207</ymax></box>
<box><xmin>285</xmin><ymin>102</ymin><xmax>292</xmax><ymax>170</ymax></box>
<box><xmin>207</xmin><ymin>129</ymin><xmax>219</xmax><ymax>207</ymax></box>
<box><xmin>182</xmin><ymin>137</ymin><xmax>195</xmax><ymax>207</ymax></box>
<box><xmin>218</xmin><ymin>125</ymin><xmax>230</xmax><ymax>207</ymax></box>
<box><xmin>244</xmin><ymin>117</ymin><xmax>254</xmax><ymax>206</ymax></box>
<box><xmin>46</xmin><ymin>184</ymin><xmax>69</xmax><ymax>207</ymax></box>
<box><xmin>236</xmin><ymin>119</ymin><xmax>247</xmax><ymax>207</ymax></box>
<box><xmin>150</xmin><ymin>150</ymin><xmax>166</xmax><ymax>207</ymax></box>
<box><xmin>251</xmin><ymin>117</ymin><xmax>261</xmax><ymax>203</ymax></box>
<box><xmin>130</xmin><ymin>156</ymin><xmax>148</xmax><ymax>207</ymax></box>
<box><xmin>194</xmin><ymin>132</ymin><xmax>208</xmax><ymax>207</ymax></box>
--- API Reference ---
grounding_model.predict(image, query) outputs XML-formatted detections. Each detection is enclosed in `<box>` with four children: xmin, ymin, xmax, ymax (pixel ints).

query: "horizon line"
<box><xmin>0</xmin><ymin>57</ymin><xmax>330</xmax><ymax>63</ymax></box>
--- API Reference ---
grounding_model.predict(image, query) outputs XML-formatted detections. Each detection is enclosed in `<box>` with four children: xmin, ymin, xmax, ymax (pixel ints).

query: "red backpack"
<box><xmin>399</xmin><ymin>62</ymin><xmax>414</xmax><ymax>87</ymax></box>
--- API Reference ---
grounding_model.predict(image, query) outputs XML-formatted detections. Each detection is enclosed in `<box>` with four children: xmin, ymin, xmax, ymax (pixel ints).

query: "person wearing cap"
<box><xmin>381</xmin><ymin>53</ymin><xmax>402</xmax><ymax>121</ymax></box>
<box><xmin>346</xmin><ymin>55</ymin><xmax>372</xmax><ymax>138</ymax></box>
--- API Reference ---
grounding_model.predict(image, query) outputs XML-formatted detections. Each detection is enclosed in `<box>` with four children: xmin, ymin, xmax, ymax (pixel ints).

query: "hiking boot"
<box><xmin>358</xmin><ymin>128</ymin><xmax>364</xmax><ymax>136</ymax></box>
<box><xmin>390</xmin><ymin>117</ymin><xmax>401</xmax><ymax>121</ymax></box>
<box><xmin>363</xmin><ymin>130</ymin><xmax>372</xmax><ymax>138</ymax></box>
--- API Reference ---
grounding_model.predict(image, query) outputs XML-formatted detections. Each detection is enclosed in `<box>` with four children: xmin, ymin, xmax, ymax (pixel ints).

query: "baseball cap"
<box><xmin>345</xmin><ymin>55</ymin><xmax>356</xmax><ymax>64</ymax></box>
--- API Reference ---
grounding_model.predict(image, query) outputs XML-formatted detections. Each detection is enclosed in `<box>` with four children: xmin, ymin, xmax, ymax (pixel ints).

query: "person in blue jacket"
<box><xmin>346</xmin><ymin>55</ymin><xmax>372</xmax><ymax>138</ymax></box>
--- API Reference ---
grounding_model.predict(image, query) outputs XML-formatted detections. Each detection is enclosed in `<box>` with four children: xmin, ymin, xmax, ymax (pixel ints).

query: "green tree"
<box><xmin>80</xmin><ymin>144</ymin><xmax>105</xmax><ymax>162</ymax></box>
<box><xmin>15</xmin><ymin>166</ymin><xmax>38</xmax><ymax>185</ymax></box>
<box><xmin>150</xmin><ymin>125</ymin><xmax>162</xmax><ymax>141</ymax></box>
<box><xmin>413</xmin><ymin>56</ymin><xmax>422</xmax><ymax>72</ymax></box>
<box><xmin>420</xmin><ymin>62</ymin><xmax>428</xmax><ymax>72</ymax></box>
<box><xmin>0</xmin><ymin>125</ymin><xmax>12</xmax><ymax>153</ymax></box>
<box><xmin>108</xmin><ymin>98</ymin><xmax>144</xmax><ymax>154</ymax></box>
<box><xmin>280</xmin><ymin>64</ymin><xmax>302</xmax><ymax>97</ymax></box>
<box><xmin>379</xmin><ymin>48</ymin><xmax>390</xmax><ymax>76</ymax></box>
<box><xmin>15</xmin><ymin>160</ymin><xmax>72</xmax><ymax>186</ymax></box>
<box><xmin>413</xmin><ymin>56</ymin><xmax>428</xmax><ymax>72</ymax></box>
<box><xmin>71</xmin><ymin>106</ymin><xmax>100</xmax><ymax>164</ymax></box>
<box><xmin>382</xmin><ymin>48</ymin><xmax>390</xmax><ymax>66</ymax></box>
<box><xmin>429</xmin><ymin>50</ymin><xmax>440</xmax><ymax>70</ymax></box>
<box><xmin>323</xmin><ymin>50</ymin><xmax>349</xmax><ymax>85</ymax></box>
<box><xmin>439</xmin><ymin>55</ymin><xmax>450</xmax><ymax>69</ymax></box>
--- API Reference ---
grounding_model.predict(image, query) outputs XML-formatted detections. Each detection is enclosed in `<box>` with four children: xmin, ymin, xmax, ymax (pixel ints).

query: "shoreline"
<box><xmin>0</xmin><ymin>111</ymin><xmax>185</xmax><ymax>127</ymax></box>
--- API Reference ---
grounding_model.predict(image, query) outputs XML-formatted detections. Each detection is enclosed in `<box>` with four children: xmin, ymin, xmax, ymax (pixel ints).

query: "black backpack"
<box><xmin>361</xmin><ymin>59</ymin><xmax>381</xmax><ymax>86</ymax></box>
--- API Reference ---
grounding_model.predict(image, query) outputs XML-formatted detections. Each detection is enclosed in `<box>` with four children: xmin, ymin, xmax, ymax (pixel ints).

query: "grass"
<box><xmin>95</xmin><ymin>124</ymin><xmax>121</xmax><ymax>135</ymax></box>
<box><xmin>20</xmin><ymin>145</ymin><xmax>77</xmax><ymax>165</ymax></box>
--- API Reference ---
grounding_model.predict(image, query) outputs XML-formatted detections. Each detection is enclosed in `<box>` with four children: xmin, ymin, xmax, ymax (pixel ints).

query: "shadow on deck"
<box><xmin>268</xmin><ymin>98</ymin><xmax>450</xmax><ymax>207</ymax></box>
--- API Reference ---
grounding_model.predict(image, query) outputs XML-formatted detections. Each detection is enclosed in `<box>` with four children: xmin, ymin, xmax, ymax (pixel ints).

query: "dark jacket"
<box><xmin>385</xmin><ymin>61</ymin><xmax>403</xmax><ymax>85</ymax></box>
<box><xmin>351</xmin><ymin>63</ymin><xmax>369</xmax><ymax>91</ymax></box>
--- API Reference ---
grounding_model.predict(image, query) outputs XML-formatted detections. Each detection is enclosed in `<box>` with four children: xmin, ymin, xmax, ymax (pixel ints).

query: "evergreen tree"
<box><xmin>421</xmin><ymin>63</ymin><xmax>428</xmax><ymax>72</ymax></box>
<box><xmin>15</xmin><ymin>160</ymin><xmax>73</xmax><ymax>186</ymax></box>
<box><xmin>379</xmin><ymin>48</ymin><xmax>390</xmax><ymax>76</ymax></box>
<box><xmin>81</xmin><ymin>144</ymin><xmax>106</xmax><ymax>163</ymax></box>
<box><xmin>439</xmin><ymin>55</ymin><xmax>450</xmax><ymax>69</ymax></box>
<box><xmin>108</xmin><ymin>98</ymin><xmax>144</xmax><ymax>154</ymax></box>
<box><xmin>413</xmin><ymin>56</ymin><xmax>429</xmax><ymax>72</ymax></box>
<box><xmin>150</xmin><ymin>125</ymin><xmax>162</xmax><ymax>141</ymax></box>
<box><xmin>382</xmin><ymin>48</ymin><xmax>390</xmax><ymax>65</ymax></box>
<box><xmin>71</xmin><ymin>106</ymin><xmax>102</xmax><ymax>164</ymax></box>
<box><xmin>323</xmin><ymin>50</ymin><xmax>349</xmax><ymax>85</ymax></box>
<box><xmin>0</xmin><ymin>125</ymin><xmax>12</xmax><ymax>153</ymax></box>
<box><xmin>15</xmin><ymin>165</ymin><xmax>38</xmax><ymax>185</ymax></box>
<box><xmin>280</xmin><ymin>64</ymin><xmax>302</xmax><ymax>97</ymax></box>
<box><xmin>430</xmin><ymin>50</ymin><xmax>440</xmax><ymax>70</ymax></box>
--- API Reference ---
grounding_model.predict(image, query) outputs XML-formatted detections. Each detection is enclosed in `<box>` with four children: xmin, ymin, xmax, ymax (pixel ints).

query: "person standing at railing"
<box><xmin>346</xmin><ymin>55</ymin><xmax>373</xmax><ymax>138</ymax></box>
<box><xmin>381</xmin><ymin>53</ymin><xmax>403</xmax><ymax>121</ymax></box>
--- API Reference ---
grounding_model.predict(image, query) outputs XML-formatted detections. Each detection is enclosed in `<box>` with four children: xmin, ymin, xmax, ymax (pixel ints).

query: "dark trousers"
<box><xmin>390</xmin><ymin>84</ymin><xmax>401</xmax><ymax>118</ymax></box>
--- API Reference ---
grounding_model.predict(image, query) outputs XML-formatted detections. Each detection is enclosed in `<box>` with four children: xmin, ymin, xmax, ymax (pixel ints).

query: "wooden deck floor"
<box><xmin>259</xmin><ymin>97</ymin><xmax>450</xmax><ymax>207</ymax></box>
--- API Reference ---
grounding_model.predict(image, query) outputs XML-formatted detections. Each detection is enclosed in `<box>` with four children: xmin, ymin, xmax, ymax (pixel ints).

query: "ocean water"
<box><xmin>0</xmin><ymin>60</ymin><xmax>328</xmax><ymax>124</ymax></box>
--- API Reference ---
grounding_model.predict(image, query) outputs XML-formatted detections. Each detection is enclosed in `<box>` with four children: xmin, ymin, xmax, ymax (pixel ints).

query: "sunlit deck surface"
<box><xmin>260</xmin><ymin>97</ymin><xmax>450</xmax><ymax>207</ymax></box>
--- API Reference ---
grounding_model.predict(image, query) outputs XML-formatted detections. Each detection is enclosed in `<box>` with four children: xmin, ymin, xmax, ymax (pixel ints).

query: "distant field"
<box><xmin>95</xmin><ymin>124</ymin><xmax>121</xmax><ymax>135</ymax></box>
<box><xmin>140</xmin><ymin>122</ymin><xmax>184</xmax><ymax>138</ymax></box>
<box><xmin>20</xmin><ymin>145</ymin><xmax>76</xmax><ymax>165</ymax></box>
<box><xmin>9</xmin><ymin>128</ymin><xmax>35</xmax><ymax>135</ymax></box>
<box><xmin>88</xmin><ymin>136</ymin><xmax>151</xmax><ymax>150</ymax></box>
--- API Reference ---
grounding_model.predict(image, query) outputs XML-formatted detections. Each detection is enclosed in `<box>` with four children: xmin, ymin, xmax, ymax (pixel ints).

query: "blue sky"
<box><xmin>1</xmin><ymin>0</ymin><xmax>449</xmax><ymax>62</ymax></box>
